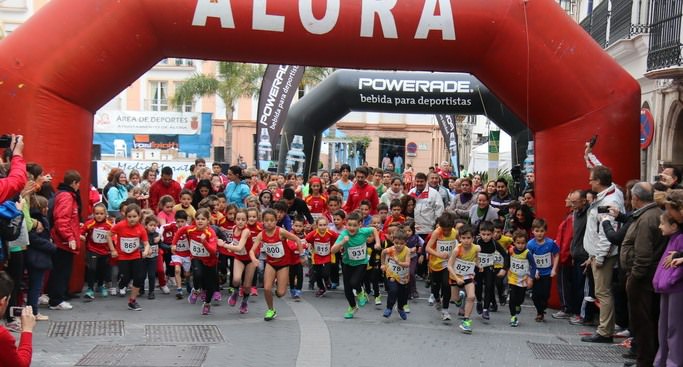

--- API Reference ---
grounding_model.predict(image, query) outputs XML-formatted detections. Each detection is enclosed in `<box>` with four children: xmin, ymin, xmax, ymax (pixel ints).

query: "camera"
<box><xmin>10</xmin><ymin>306</ymin><xmax>23</xmax><ymax>317</ymax></box>
<box><xmin>0</xmin><ymin>135</ymin><xmax>13</xmax><ymax>149</ymax></box>
<box><xmin>588</xmin><ymin>135</ymin><xmax>598</xmax><ymax>148</ymax></box>
<box><xmin>654</xmin><ymin>175</ymin><xmax>662</xmax><ymax>182</ymax></box>
<box><xmin>597</xmin><ymin>206</ymin><xmax>610</xmax><ymax>214</ymax></box>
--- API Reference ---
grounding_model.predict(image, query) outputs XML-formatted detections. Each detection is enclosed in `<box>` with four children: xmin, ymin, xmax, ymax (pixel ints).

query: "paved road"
<box><xmin>28</xmin><ymin>283</ymin><xmax>629</xmax><ymax>367</ymax></box>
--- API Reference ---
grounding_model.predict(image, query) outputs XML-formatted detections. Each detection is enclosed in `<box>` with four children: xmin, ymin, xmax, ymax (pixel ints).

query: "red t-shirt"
<box><xmin>0</xmin><ymin>328</ymin><xmax>32</xmax><ymax>367</ymax></box>
<box><xmin>110</xmin><ymin>220</ymin><xmax>148</xmax><ymax>261</ymax></box>
<box><xmin>229</xmin><ymin>226</ymin><xmax>254</xmax><ymax>262</ymax></box>
<box><xmin>260</xmin><ymin>227</ymin><xmax>293</xmax><ymax>267</ymax></box>
<box><xmin>383</xmin><ymin>215</ymin><xmax>406</xmax><ymax>233</ymax></box>
<box><xmin>305</xmin><ymin>229</ymin><xmax>339</xmax><ymax>265</ymax></box>
<box><xmin>287</xmin><ymin>231</ymin><xmax>306</xmax><ymax>265</ymax></box>
<box><xmin>165</xmin><ymin>223</ymin><xmax>190</xmax><ymax>257</ymax></box>
<box><xmin>173</xmin><ymin>225</ymin><xmax>218</xmax><ymax>267</ymax></box>
<box><xmin>81</xmin><ymin>219</ymin><xmax>113</xmax><ymax>256</ymax></box>
<box><xmin>305</xmin><ymin>194</ymin><xmax>328</xmax><ymax>218</ymax></box>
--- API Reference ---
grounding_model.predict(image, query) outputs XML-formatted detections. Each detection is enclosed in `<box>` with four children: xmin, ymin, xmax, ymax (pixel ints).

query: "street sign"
<box><xmin>640</xmin><ymin>108</ymin><xmax>654</xmax><ymax>150</ymax></box>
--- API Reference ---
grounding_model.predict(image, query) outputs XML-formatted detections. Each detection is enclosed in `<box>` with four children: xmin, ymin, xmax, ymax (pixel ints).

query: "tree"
<box><xmin>171</xmin><ymin>62</ymin><xmax>264</xmax><ymax>163</ymax></box>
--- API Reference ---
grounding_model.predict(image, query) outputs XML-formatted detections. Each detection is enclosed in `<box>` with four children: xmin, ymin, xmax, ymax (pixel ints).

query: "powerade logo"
<box><xmin>358</xmin><ymin>78</ymin><xmax>473</xmax><ymax>94</ymax></box>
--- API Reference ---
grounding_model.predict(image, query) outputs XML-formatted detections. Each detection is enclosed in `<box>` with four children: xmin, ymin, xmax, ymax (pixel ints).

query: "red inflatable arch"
<box><xmin>0</xmin><ymin>1</ymin><xmax>637</xmax><ymax>236</ymax></box>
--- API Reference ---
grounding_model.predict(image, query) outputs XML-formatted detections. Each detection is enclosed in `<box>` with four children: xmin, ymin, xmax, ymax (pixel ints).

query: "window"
<box><xmin>175</xmin><ymin>58</ymin><xmax>194</xmax><ymax>67</ymax></box>
<box><xmin>150</xmin><ymin>81</ymin><xmax>168</xmax><ymax>111</ymax></box>
<box><xmin>173</xmin><ymin>82</ymin><xmax>193</xmax><ymax>112</ymax></box>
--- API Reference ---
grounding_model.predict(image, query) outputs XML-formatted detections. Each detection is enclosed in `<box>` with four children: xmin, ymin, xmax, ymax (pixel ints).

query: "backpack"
<box><xmin>0</xmin><ymin>200</ymin><xmax>24</xmax><ymax>242</ymax></box>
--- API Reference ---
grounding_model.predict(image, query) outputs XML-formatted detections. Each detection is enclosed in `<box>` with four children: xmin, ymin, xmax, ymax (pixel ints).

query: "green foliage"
<box><xmin>470</xmin><ymin>168</ymin><xmax>514</xmax><ymax>187</ymax></box>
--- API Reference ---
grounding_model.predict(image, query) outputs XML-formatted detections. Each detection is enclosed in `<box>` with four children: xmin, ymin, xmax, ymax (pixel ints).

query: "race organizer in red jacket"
<box><xmin>343</xmin><ymin>167</ymin><xmax>379</xmax><ymax>214</ymax></box>
<box><xmin>0</xmin><ymin>135</ymin><xmax>27</xmax><ymax>203</ymax></box>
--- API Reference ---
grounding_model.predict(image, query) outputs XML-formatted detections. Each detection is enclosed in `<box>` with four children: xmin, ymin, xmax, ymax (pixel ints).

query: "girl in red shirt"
<box><xmin>250</xmin><ymin>209</ymin><xmax>303</xmax><ymax>321</ymax></box>
<box><xmin>81</xmin><ymin>203</ymin><xmax>113</xmax><ymax>300</ymax></box>
<box><xmin>107</xmin><ymin>204</ymin><xmax>151</xmax><ymax>311</ymax></box>
<box><xmin>305</xmin><ymin>217</ymin><xmax>339</xmax><ymax>297</ymax></box>
<box><xmin>305</xmin><ymin>177</ymin><xmax>328</xmax><ymax>223</ymax></box>
<box><xmin>222</xmin><ymin>209</ymin><xmax>256</xmax><ymax>314</ymax></box>
<box><xmin>172</xmin><ymin>208</ymin><xmax>218</xmax><ymax>315</ymax></box>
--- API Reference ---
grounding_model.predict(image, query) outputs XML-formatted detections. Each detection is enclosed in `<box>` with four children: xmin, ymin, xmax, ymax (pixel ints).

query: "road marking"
<box><xmin>286</xmin><ymin>299</ymin><xmax>332</xmax><ymax>367</ymax></box>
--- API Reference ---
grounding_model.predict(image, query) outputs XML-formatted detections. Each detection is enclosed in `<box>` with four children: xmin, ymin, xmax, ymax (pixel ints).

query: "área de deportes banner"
<box><xmin>435</xmin><ymin>114</ymin><xmax>460</xmax><ymax>177</ymax></box>
<box><xmin>256</xmin><ymin>64</ymin><xmax>306</xmax><ymax>170</ymax></box>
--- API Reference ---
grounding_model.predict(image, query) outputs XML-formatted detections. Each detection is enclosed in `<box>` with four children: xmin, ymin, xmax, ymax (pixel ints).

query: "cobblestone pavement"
<box><xmin>27</xmin><ymin>283</ymin><xmax>629</xmax><ymax>367</ymax></box>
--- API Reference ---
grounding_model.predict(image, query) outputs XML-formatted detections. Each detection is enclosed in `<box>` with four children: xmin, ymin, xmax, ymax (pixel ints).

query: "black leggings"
<box><xmin>86</xmin><ymin>252</ymin><xmax>111</xmax><ymax>290</ymax></box>
<box><xmin>313</xmin><ymin>264</ymin><xmax>330</xmax><ymax>290</ymax></box>
<box><xmin>192</xmin><ymin>259</ymin><xmax>218</xmax><ymax>304</ymax></box>
<box><xmin>475</xmin><ymin>267</ymin><xmax>496</xmax><ymax>309</ymax></box>
<box><xmin>142</xmin><ymin>257</ymin><xmax>157</xmax><ymax>292</ymax></box>
<box><xmin>430</xmin><ymin>268</ymin><xmax>450</xmax><ymax>309</ymax></box>
<box><xmin>289</xmin><ymin>263</ymin><xmax>303</xmax><ymax>291</ymax></box>
<box><xmin>363</xmin><ymin>266</ymin><xmax>382</xmax><ymax>297</ymax></box>
<box><xmin>118</xmin><ymin>258</ymin><xmax>144</xmax><ymax>289</ymax></box>
<box><xmin>532</xmin><ymin>275</ymin><xmax>552</xmax><ymax>314</ymax></box>
<box><xmin>509</xmin><ymin>284</ymin><xmax>527</xmax><ymax>316</ymax></box>
<box><xmin>342</xmin><ymin>264</ymin><xmax>366</xmax><ymax>307</ymax></box>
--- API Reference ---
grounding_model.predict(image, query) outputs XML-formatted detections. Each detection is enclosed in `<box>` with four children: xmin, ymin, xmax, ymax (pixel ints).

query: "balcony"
<box><xmin>580</xmin><ymin>0</ymin><xmax>649</xmax><ymax>48</ymax></box>
<box><xmin>645</xmin><ymin>0</ymin><xmax>683</xmax><ymax>78</ymax></box>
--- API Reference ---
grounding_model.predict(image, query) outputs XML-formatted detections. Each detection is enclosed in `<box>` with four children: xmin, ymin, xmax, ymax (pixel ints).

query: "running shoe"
<box><xmin>212</xmin><ymin>291</ymin><xmax>222</xmax><ymax>305</ymax></box>
<box><xmin>552</xmin><ymin>310</ymin><xmax>571</xmax><ymax>319</ymax></box>
<box><xmin>161</xmin><ymin>285</ymin><xmax>170</xmax><ymax>295</ymax></box>
<box><xmin>100</xmin><ymin>287</ymin><xmax>109</xmax><ymax>298</ymax></box>
<box><xmin>460</xmin><ymin>318</ymin><xmax>472</xmax><ymax>334</ymax></box>
<box><xmin>290</xmin><ymin>289</ymin><xmax>296</xmax><ymax>298</ymax></box>
<box><xmin>109</xmin><ymin>288</ymin><xmax>117</xmax><ymax>296</ymax></box>
<box><xmin>374</xmin><ymin>295</ymin><xmax>382</xmax><ymax>306</ymax></box>
<box><xmin>476</xmin><ymin>301</ymin><xmax>483</xmax><ymax>315</ymax></box>
<box><xmin>228</xmin><ymin>291</ymin><xmax>239</xmax><ymax>306</ymax></box>
<box><xmin>315</xmin><ymin>289</ymin><xmax>326</xmax><ymax>297</ymax></box>
<box><xmin>147</xmin><ymin>291</ymin><xmax>155</xmax><ymax>300</ymax></box>
<box><xmin>38</xmin><ymin>294</ymin><xmax>49</xmax><ymax>305</ymax></box>
<box><xmin>535</xmin><ymin>313</ymin><xmax>545</xmax><ymax>322</ymax></box>
<box><xmin>118</xmin><ymin>287</ymin><xmax>127</xmax><ymax>297</ymax></box>
<box><xmin>35</xmin><ymin>313</ymin><xmax>49</xmax><ymax>321</ymax></box>
<box><xmin>128</xmin><ymin>301</ymin><xmax>142</xmax><ymax>311</ymax></box>
<box><xmin>383</xmin><ymin>308</ymin><xmax>392</xmax><ymax>318</ymax></box>
<box><xmin>330</xmin><ymin>283</ymin><xmax>338</xmax><ymax>290</ymax></box>
<box><xmin>294</xmin><ymin>289</ymin><xmax>302</xmax><ymax>301</ymax></box>
<box><xmin>264</xmin><ymin>308</ymin><xmax>277</xmax><ymax>321</ymax></box>
<box><xmin>357</xmin><ymin>291</ymin><xmax>368</xmax><ymax>307</ymax></box>
<box><xmin>428</xmin><ymin>294</ymin><xmax>435</xmax><ymax>306</ymax></box>
<box><xmin>188</xmin><ymin>290</ymin><xmax>199</xmax><ymax>304</ymax></box>
<box><xmin>584</xmin><ymin>295</ymin><xmax>596</xmax><ymax>303</ymax></box>
<box><xmin>482</xmin><ymin>309</ymin><xmax>490</xmax><ymax>320</ymax></box>
<box><xmin>403</xmin><ymin>304</ymin><xmax>411</xmax><ymax>313</ymax></box>
<box><xmin>239</xmin><ymin>300</ymin><xmax>249</xmax><ymax>314</ymax></box>
<box><xmin>398</xmin><ymin>309</ymin><xmax>408</xmax><ymax>320</ymax></box>
<box><xmin>49</xmin><ymin>301</ymin><xmax>73</xmax><ymax>310</ymax></box>
<box><xmin>250</xmin><ymin>287</ymin><xmax>258</xmax><ymax>296</ymax></box>
<box><xmin>343</xmin><ymin>306</ymin><xmax>359</xmax><ymax>319</ymax></box>
<box><xmin>441</xmin><ymin>310</ymin><xmax>452</xmax><ymax>321</ymax></box>
<box><xmin>84</xmin><ymin>289</ymin><xmax>95</xmax><ymax>301</ymax></box>
<box><xmin>175</xmin><ymin>289</ymin><xmax>183</xmax><ymax>300</ymax></box>
<box><xmin>202</xmin><ymin>303</ymin><xmax>211</xmax><ymax>315</ymax></box>
<box><xmin>510</xmin><ymin>315</ymin><xmax>519</xmax><ymax>327</ymax></box>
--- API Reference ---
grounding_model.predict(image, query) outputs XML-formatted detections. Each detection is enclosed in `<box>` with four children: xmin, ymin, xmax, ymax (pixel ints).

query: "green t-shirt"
<box><xmin>336</xmin><ymin>227</ymin><xmax>374</xmax><ymax>266</ymax></box>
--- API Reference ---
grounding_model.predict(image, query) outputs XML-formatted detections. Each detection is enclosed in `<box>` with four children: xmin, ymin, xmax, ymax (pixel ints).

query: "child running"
<box><xmin>107</xmin><ymin>204</ymin><xmax>151</xmax><ymax>311</ymax></box>
<box><xmin>507</xmin><ymin>230</ymin><xmax>536</xmax><ymax>327</ymax></box>
<box><xmin>526</xmin><ymin>218</ymin><xmax>559</xmax><ymax>322</ymax></box>
<box><xmin>142</xmin><ymin>215</ymin><xmax>161</xmax><ymax>299</ymax></box>
<box><xmin>222</xmin><ymin>209</ymin><xmax>255</xmax><ymax>314</ymax></box>
<box><xmin>447</xmin><ymin>225</ymin><xmax>480</xmax><ymax>334</ymax></box>
<box><xmin>288</xmin><ymin>216</ymin><xmax>307</xmax><ymax>301</ymax></box>
<box><xmin>474</xmin><ymin>221</ymin><xmax>510</xmax><ymax>320</ymax></box>
<box><xmin>172</xmin><ymin>208</ymin><xmax>219</xmax><ymax>315</ymax></box>
<box><xmin>425</xmin><ymin>212</ymin><xmax>458</xmax><ymax>321</ymax></box>
<box><xmin>166</xmin><ymin>211</ymin><xmax>191</xmax><ymax>299</ymax></box>
<box><xmin>81</xmin><ymin>203</ymin><xmax>113</xmax><ymax>300</ymax></box>
<box><xmin>331</xmin><ymin>211</ymin><xmax>381</xmax><ymax>319</ymax></box>
<box><xmin>249</xmin><ymin>209</ymin><xmax>304</xmax><ymax>321</ymax></box>
<box><xmin>305</xmin><ymin>217</ymin><xmax>339</xmax><ymax>297</ymax></box>
<box><xmin>381</xmin><ymin>228</ymin><xmax>411</xmax><ymax>320</ymax></box>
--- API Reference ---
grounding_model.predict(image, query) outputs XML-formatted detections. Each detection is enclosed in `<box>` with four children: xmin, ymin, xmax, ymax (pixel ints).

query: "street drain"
<box><xmin>75</xmin><ymin>345</ymin><xmax>208</xmax><ymax>367</ymax></box>
<box><xmin>47</xmin><ymin>320</ymin><xmax>124</xmax><ymax>337</ymax></box>
<box><xmin>527</xmin><ymin>341</ymin><xmax>625</xmax><ymax>363</ymax></box>
<box><xmin>145</xmin><ymin>324</ymin><xmax>224</xmax><ymax>344</ymax></box>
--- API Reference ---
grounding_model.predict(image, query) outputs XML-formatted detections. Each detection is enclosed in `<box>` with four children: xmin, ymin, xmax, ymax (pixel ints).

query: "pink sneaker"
<box><xmin>188</xmin><ymin>290</ymin><xmax>199</xmax><ymax>304</ymax></box>
<box><xmin>202</xmin><ymin>303</ymin><xmax>211</xmax><ymax>315</ymax></box>
<box><xmin>239</xmin><ymin>300</ymin><xmax>248</xmax><ymax>314</ymax></box>
<box><xmin>228</xmin><ymin>291</ymin><xmax>238</xmax><ymax>307</ymax></box>
<box><xmin>212</xmin><ymin>291</ymin><xmax>221</xmax><ymax>303</ymax></box>
<box><xmin>250</xmin><ymin>287</ymin><xmax>258</xmax><ymax>296</ymax></box>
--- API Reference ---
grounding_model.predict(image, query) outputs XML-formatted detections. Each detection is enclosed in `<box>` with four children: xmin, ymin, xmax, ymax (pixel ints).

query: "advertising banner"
<box><xmin>132</xmin><ymin>135</ymin><xmax>179</xmax><ymax>150</ymax></box>
<box><xmin>94</xmin><ymin>160</ymin><xmax>196</xmax><ymax>188</ymax></box>
<box><xmin>94</xmin><ymin>110</ymin><xmax>200</xmax><ymax>135</ymax></box>
<box><xmin>435</xmin><ymin>114</ymin><xmax>460</xmax><ymax>177</ymax></box>
<box><xmin>255</xmin><ymin>64</ymin><xmax>306</xmax><ymax>170</ymax></box>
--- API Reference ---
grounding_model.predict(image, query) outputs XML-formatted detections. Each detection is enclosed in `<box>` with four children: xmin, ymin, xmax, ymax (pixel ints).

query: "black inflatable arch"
<box><xmin>278</xmin><ymin>70</ymin><xmax>529</xmax><ymax>177</ymax></box>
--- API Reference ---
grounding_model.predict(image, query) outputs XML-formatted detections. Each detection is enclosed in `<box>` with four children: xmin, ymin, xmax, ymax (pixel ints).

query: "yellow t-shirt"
<box><xmin>428</xmin><ymin>229</ymin><xmax>458</xmax><ymax>272</ymax></box>
<box><xmin>508</xmin><ymin>249</ymin><xmax>532</xmax><ymax>286</ymax></box>
<box><xmin>450</xmin><ymin>244</ymin><xmax>480</xmax><ymax>281</ymax></box>
<box><xmin>173</xmin><ymin>204</ymin><xmax>196</xmax><ymax>221</ymax></box>
<box><xmin>384</xmin><ymin>246</ymin><xmax>410</xmax><ymax>284</ymax></box>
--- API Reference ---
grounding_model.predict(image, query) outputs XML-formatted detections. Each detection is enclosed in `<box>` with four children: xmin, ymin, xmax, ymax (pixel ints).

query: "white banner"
<box><xmin>94</xmin><ymin>160</ymin><xmax>199</xmax><ymax>188</ymax></box>
<box><xmin>94</xmin><ymin>110</ymin><xmax>201</xmax><ymax>135</ymax></box>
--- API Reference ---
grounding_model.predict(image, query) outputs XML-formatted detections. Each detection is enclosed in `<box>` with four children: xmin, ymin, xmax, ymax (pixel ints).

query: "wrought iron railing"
<box><xmin>647</xmin><ymin>0</ymin><xmax>683</xmax><ymax>71</ymax></box>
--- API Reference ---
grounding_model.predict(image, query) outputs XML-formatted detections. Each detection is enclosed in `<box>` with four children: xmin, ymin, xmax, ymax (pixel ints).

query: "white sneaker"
<box><xmin>161</xmin><ymin>285</ymin><xmax>170</xmax><ymax>294</ymax></box>
<box><xmin>49</xmin><ymin>301</ymin><xmax>73</xmax><ymax>310</ymax></box>
<box><xmin>584</xmin><ymin>296</ymin><xmax>596</xmax><ymax>303</ymax></box>
<box><xmin>119</xmin><ymin>287</ymin><xmax>127</xmax><ymax>296</ymax></box>
<box><xmin>109</xmin><ymin>287</ymin><xmax>117</xmax><ymax>296</ymax></box>
<box><xmin>441</xmin><ymin>310</ymin><xmax>452</xmax><ymax>321</ymax></box>
<box><xmin>38</xmin><ymin>294</ymin><xmax>49</xmax><ymax>305</ymax></box>
<box><xmin>428</xmin><ymin>294</ymin><xmax>435</xmax><ymax>306</ymax></box>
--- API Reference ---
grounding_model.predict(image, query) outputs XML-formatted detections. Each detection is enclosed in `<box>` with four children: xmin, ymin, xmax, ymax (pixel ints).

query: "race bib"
<box><xmin>347</xmin><ymin>244</ymin><xmax>367</xmax><ymax>261</ymax></box>
<box><xmin>388</xmin><ymin>259</ymin><xmax>408</xmax><ymax>278</ymax></box>
<box><xmin>263</xmin><ymin>242</ymin><xmax>285</xmax><ymax>259</ymax></box>
<box><xmin>534</xmin><ymin>252</ymin><xmax>552</xmax><ymax>268</ymax></box>
<box><xmin>92</xmin><ymin>228</ymin><xmax>108</xmax><ymax>244</ymax></box>
<box><xmin>190</xmin><ymin>240</ymin><xmax>210</xmax><ymax>257</ymax></box>
<box><xmin>311</xmin><ymin>212</ymin><xmax>324</xmax><ymax>222</ymax></box>
<box><xmin>454</xmin><ymin>259</ymin><xmax>476</xmax><ymax>276</ymax></box>
<box><xmin>436</xmin><ymin>240</ymin><xmax>455</xmax><ymax>254</ymax></box>
<box><xmin>494</xmin><ymin>252</ymin><xmax>504</xmax><ymax>266</ymax></box>
<box><xmin>232</xmin><ymin>240</ymin><xmax>247</xmax><ymax>256</ymax></box>
<box><xmin>147</xmin><ymin>244</ymin><xmax>159</xmax><ymax>258</ymax></box>
<box><xmin>511</xmin><ymin>257</ymin><xmax>529</xmax><ymax>276</ymax></box>
<box><xmin>175</xmin><ymin>238</ymin><xmax>190</xmax><ymax>252</ymax></box>
<box><xmin>314</xmin><ymin>241</ymin><xmax>330</xmax><ymax>256</ymax></box>
<box><xmin>478</xmin><ymin>253</ymin><xmax>494</xmax><ymax>268</ymax></box>
<box><xmin>120</xmin><ymin>237</ymin><xmax>140</xmax><ymax>254</ymax></box>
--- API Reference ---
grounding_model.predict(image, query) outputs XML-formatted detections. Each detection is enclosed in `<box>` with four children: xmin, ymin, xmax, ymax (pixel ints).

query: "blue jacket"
<box><xmin>107</xmin><ymin>184</ymin><xmax>128</xmax><ymax>212</ymax></box>
<box><xmin>26</xmin><ymin>211</ymin><xmax>56</xmax><ymax>270</ymax></box>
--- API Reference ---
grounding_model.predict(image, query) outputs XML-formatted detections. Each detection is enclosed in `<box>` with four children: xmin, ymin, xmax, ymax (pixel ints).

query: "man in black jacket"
<box><xmin>283</xmin><ymin>187</ymin><xmax>313</xmax><ymax>225</ymax></box>
<box><xmin>567</xmin><ymin>189</ymin><xmax>596</xmax><ymax>326</ymax></box>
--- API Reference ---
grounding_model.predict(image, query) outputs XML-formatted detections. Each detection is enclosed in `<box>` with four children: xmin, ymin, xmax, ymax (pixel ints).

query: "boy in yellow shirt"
<box><xmin>380</xmin><ymin>228</ymin><xmax>411</xmax><ymax>320</ymax></box>
<box><xmin>448</xmin><ymin>225</ymin><xmax>480</xmax><ymax>334</ymax></box>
